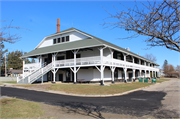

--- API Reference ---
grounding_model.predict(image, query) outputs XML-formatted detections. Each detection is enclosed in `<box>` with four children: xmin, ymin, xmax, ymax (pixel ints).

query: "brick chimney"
<box><xmin>57</xmin><ymin>18</ymin><xmax>60</xmax><ymax>33</ymax></box>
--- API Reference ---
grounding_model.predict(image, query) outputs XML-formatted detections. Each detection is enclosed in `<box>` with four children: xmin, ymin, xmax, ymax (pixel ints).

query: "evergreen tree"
<box><xmin>6</xmin><ymin>51</ymin><xmax>30</xmax><ymax>70</ymax></box>
<box><xmin>162</xmin><ymin>60</ymin><xmax>168</xmax><ymax>75</ymax></box>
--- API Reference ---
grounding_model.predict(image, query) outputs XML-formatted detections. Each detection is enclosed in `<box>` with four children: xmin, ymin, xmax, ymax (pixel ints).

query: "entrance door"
<box><xmin>59</xmin><ymin>74</ymin><xmax>63</xmax><ymax>81</ymax></box>
<box><xmin>66</xmin><ymin>69</ymin><xmax>70</xmax><ymax>82</ymax></box>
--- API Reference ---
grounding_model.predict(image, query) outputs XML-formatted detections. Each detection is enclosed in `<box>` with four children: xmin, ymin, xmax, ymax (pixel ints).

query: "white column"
<box><xmin>74</xmin><ymin>50</ymin><xmax>77</xmax><ymax>84</ymax></box>
<box><xmin>41</xmin><ymin>68</ymin><xmax>43</xmax><ymax>84</ymax></box>
<box><xmin>124</xmin><ymin>68</ymin><xmax>127</xmax><ymax>82</ymax></box>
<box><xmin>53</xmin><ymin>70</ymin><xmax>56</xmax><ymax>83</ymax></box>
<box><xmin>139</xmin><ymin>70</ymin><xmax>142</xmax><ymax>78</ymax></box>
<box><xmin>144</xmin><ymin>70</ymin><xmax>146</xmax><ymax>78</ymax></box>
<box><xmin>100</xmin><ymin>48</ymin><xmax>104</xmax><ymax>85</ymax></box>
<box><xmin>132</xmin><ymin>57</ymin><xmax>134</xmax><ymax>63</ymax></box>
<box><xmin>152</xmin><ymin>71</ymin><xmax>154</xmax><ymax>78</ymax></box>
<box><xmin>144</xmin><ymin>62</ymin><xmax>146</xmax><ymax>66</ymax></box>
<box><xmin>139</xmin><ymin>59</ymin><xmax>141</xmax><ymax>65</ymax></box>
<box><xmin>155</xmin><ymin>71</ymin><xmax>156</xmax><ymax>78</ymax></box>
<box><xmin>40</xmin><ymin>56</ymin><xmax>42</xmax><ymax>67</ymax></box>
<box><xmin>23</xmin><ymin>59</ymin><xmax>25</xmax><ymax>79</ymax></box>
<box><xmin>133</xmin><ymin>69</ymin><xmax>135</xmax><ymax>81</ymax></box>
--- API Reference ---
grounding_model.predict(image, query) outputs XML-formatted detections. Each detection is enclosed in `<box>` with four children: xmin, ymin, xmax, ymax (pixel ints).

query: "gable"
<box><xmin>37</xmin><ymin>30</ymin><xmax>91</xmax><ymax>49</ymax></box>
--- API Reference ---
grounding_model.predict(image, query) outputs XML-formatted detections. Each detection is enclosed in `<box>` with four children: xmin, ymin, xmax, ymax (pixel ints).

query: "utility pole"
<box><xmin>5</xmin><ymin>53</ymin><xmax>6</xmax><ymax>77</ymax></box>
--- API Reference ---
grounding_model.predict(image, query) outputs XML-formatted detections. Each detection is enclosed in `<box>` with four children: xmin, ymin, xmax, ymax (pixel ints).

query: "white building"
<box><xmin>17</xmin><ymin>19</ymin><xmax>159</xmax><ymax>85</ymax></box>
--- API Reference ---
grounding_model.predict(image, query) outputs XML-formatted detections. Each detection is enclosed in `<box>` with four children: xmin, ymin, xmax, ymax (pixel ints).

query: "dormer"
<box><xmin>36</xmin><ymin>19</ymin><xmax>91</xmax><ymax>49</ymax></box>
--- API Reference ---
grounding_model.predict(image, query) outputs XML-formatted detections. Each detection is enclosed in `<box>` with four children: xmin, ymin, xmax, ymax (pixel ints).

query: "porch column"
<box><xmin>23</xmin><ymin>58</ymin><xmax>25</xmax><ymax>79</ymax></box>
<box><xmin>132</xmin><ymin>57</ymin><xmax>134</xmax><ymax>63</ymax></box>
<box><xmin>139</xmin><ymin>59</ymin><xmax>141</xmax><ymax>65</ymax></box>
<box><xmin>123</xmin><ymin>68</ymin><xmax>127</xmax><ymax>83</ymax></box>
<box><xmin>100</xmin><ymin>48</ymin><xmax>104</xmax><ymax>85</ymax></box>
<box><xmin>109</xmin><ymin>48</ymin><xmax>116</xmax><ymax>84</ymax></box>
<box><xmin>144</xmin><ymin>62</ymin><xmax>146</xmax><ymax>66</ymax></box>
<box><xmin>40</xmin><ymin>56</ymin><xmax>42</xmax><ymax>67</ymax></box>
<box><xmin>53</xmin><ymin>69</ymin><xmax>56</xmax><ymax>83</ymax></box>
<box><xmin>133</xmin><ymin>69</ymin><xmax>135</xmax><ymax>81</ymax></box>
<box><xmin>139</xmin><ymin>69</ymin><xmax>142</xmax><ymax>78</ymax></box>
<box><xmin>155</xmin><ymin>71</ymin><xmax>156</xmax><ymax>78</ymax></box>
<box><xmin>73</xmin><ymin>50</ymin><xmax>78</xmax><ymax>84</ymax></box>
<box><xmin>144</xmin><ymin>70</ymin><xmax>146</xmax><ymax>78</ymax></box>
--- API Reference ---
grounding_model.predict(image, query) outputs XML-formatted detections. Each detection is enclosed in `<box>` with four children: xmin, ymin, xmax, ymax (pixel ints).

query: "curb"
<box><xmin>1</xmin><ymin>83</ymin><xmax>159</xmax><ymax>97</ymax></box>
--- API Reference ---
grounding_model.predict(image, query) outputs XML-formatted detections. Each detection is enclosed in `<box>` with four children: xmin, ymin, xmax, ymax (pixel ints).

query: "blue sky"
<box><xmin>1</xmin><ymin>1</ymin><xmax>179</xmax><ymax>68</ymax></box>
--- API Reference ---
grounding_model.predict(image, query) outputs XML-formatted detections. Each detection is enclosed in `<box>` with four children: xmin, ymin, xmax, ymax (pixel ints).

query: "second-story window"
<box><xmin>57</xmin><ymin>38</ymin><xmax>61</xmax><ymax>43</ymax></box>
<box><xmin>62</xmin><ymin>37</ymin><xmax>65</xmax><ymax>42</ymax></box>
<box><xmin>53</xmin><ymin>39</ymin><xmax>56</xmax><ymax>44</ymax></box>
<box><xmin>66</xmin><ymin>36</ymin><xmax>69</xmax><ymax>41</ymax></box>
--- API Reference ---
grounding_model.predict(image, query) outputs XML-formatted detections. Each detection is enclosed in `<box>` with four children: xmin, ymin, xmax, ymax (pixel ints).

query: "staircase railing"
<box><xmin>17</xmin><ymin>62</ymin><xmax>53</xmax><ymax>84</ymax></box>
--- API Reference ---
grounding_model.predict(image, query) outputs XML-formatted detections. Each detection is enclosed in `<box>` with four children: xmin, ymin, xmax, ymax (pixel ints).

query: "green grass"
<box><xmin>13</xmin><ymin>78</ymin><xmax>171</xmax><ymax>95</ymax></box>
<box><xmin>0</xmin><ymin>81</ymin><xmax>17</xmax><ymax>85</ymax></box>
<box><xmin>1</xmin><ymin>97</ymin><xmax>44</xmax><ymax>119</ymax></box>
<box><xmin>46</xmin><ymin>82</ymin><xmax>153</xmax><ymax>95</ymax></box>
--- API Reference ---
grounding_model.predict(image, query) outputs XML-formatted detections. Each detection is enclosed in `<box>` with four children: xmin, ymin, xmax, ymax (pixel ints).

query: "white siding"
<box><xmin>77</xmin><ymin>67</ymin><xmax>111</xmax><ymax>81</ymax></box>
<box><xmin>77</xmin><ymin>68</ymin><xmax>93</xmax><ymax>81</ymax></box>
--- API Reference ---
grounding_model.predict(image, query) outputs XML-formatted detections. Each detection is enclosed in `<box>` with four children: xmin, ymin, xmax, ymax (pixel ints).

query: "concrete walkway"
<box><xmin>143</xmin><ymin>78</ymin><xmax>180</xmax><ymax>118</ymax></box>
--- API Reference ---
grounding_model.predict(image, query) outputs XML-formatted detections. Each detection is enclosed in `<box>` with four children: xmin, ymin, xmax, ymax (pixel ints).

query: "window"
<box><xmin>66</xmin><ymin>36</ymin><xmax>69</xmax><ymax>41</ymax></box>
<box><xmin>58</xmin><ymin>38</ymin><xmax>61</xmax><ymax>43</ymax></box>
<box><xmin>76</xmin><ymin>54</ymin><xmax>81</xmax><ymax>58</ymax></box>
<box><xmin>57</xmin><ymin>56</ymin><xmax>65</xmax><ymax>60</ymax></box>
<box><xmin>53</xmin><ymin>39</ymin><xmax>56</xmax><ymax>44</ymax></box>
<box><xmin>62</xmin><ymin>37</ymin><xmax>65</xmax><ymax>42</ymax></box>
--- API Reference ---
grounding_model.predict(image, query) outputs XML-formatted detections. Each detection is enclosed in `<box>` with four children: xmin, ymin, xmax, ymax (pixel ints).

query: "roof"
<box><xmin>21</xmin><ymin>27</ymin><xmax>159</xmax><ymax>66</ymax></box>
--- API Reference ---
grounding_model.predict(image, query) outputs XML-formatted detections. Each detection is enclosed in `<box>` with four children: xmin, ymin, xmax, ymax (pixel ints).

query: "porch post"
<box><xmin>155</xmin><ymin>71</ymin><xmax>156</xmax><ymax>78</ymax></box>
<box><xmin>40</xmin><ymin>56</ymin><xmax>43</xmax><ymax>83</ymax></box>
<box><xmin>139</xmin><ymin>70</ymin><xmax>142</xmax><ymax>78</ymax></box>
<box><xmin>109</xmin><ymin>48</ymin><xmax>116</xmax><ymax>84</ymax></box>
<box><xmin>139</xmin><ymin>59</ymin><xmax>141</xmax><ymax>65</ymax></box>
<box><xmin>53</xmin><ymin>69</ymin><xmax>56</xmax><ymax>83</ymax></box>
<box><xmin>132</xmin><ymin>57</ymin><xmax>134</xmax><ymax>63</ymax></box>
<box><xmin>23</xmin><ymin>58</ymin><xmax>25</xmax><ymax>79</ymax></box>
<box><xmin>133</xmin><ymin>69</ymin><xmax>135</xmax><ymax>82</ymax></box>
<box><xmin>41</xmin><ymin>68</ymin><xmax>43</xmax><ymax>84</ymax></box>
<box><xmin>123</xmin><ymin>68</ymin><xmax>127</xmax><ymax>83</ymax></box>
<box><xmin>152</xmin><ymin>71</ymin><xmax>154</xmax><ymax>78</ymax></box>
<box><xmin>144</xmin><ymin>70</ymin><xmax>146</xmax><ymax>78</ymax></box>
<box><xmin>73</xmin><ymin>50</ymin><xmax>78</xmax><ymax>84</ymax></box>
<box><xmin>100</xmin><ymin>48</ymin><xmax>104</xmax><ymax>85</ymax></box>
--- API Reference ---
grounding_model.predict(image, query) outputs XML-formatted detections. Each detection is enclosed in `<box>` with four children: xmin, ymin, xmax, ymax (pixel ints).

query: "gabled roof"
<box><xmin>21</xmin><ymin>27</ymin><xmax>159</xmax><ymax>66</ymax></box>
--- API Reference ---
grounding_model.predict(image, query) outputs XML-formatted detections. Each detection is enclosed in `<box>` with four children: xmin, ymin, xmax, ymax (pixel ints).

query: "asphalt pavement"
<box><xmin>1</xmin><ymin>79</ymin><xmax>180</xmax><ymax>118</ymax></box>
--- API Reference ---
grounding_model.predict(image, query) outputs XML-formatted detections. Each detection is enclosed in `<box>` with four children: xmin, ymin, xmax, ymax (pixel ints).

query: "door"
<box><xmin>59</xmin><ymin>74</ymin><xmax>63</xmax><ymax>81</ymax></box>
<box><xmin>66</xmin><ymin>69</ymin><xmax>70</xmax><ymax>82</ymax></box>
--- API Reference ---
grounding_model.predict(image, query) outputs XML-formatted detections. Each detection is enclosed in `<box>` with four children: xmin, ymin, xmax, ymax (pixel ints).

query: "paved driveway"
<box><xmin>1</xmin><ymin>79</ymin><xmax>180</xmax><ymax>118</ymax></box>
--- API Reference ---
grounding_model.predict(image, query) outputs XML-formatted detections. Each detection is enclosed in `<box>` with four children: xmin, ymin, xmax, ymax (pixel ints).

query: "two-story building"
<box><xmin>17</xmin><ymin>18</ymin><xmax>159</xmax><ymax>85</ymax></box>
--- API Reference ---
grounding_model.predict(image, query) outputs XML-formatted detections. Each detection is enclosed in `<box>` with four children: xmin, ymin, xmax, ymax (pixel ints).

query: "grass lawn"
<box><xmin>47</xmin><ymin>82</ymin><xmax>153</xmax><ymax>95</ymax></box>
<box><xmin>0</xmin><ymin>81</ymin><xmax>17</xmax><ymax>85</ymax></box>
<box><xmin>14</xmin><ymin>78</ymin><xmax>171</xmax><ymax>95</ymax></box>
<box><xmin>1</xmin><ymin>97</ymin><xmax>44</xmax><ymax>119</ymax></box>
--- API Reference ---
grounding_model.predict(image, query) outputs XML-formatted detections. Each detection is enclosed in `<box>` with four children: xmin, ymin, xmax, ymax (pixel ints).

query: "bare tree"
<box><xmin>144</xmin><ymin>53</ymin><xmax>157</xmax><ymax>62</ymax></box>
<box><xmin>0</xmin><ymin>20</ymin><xmax>25</xmax><ymax>76</ymax></box>
<box><xmin>103</xmin><ymin>0</ymin><xmax>180</xmax><ymax>52</ymax></box>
